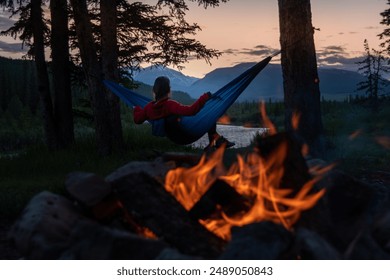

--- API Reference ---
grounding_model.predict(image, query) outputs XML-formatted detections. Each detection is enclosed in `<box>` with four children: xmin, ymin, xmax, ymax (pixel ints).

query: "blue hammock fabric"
<box><xmin>104</xmin><ymin>55</ymin><xmax>272</xmax><ymax>144</ymax></box>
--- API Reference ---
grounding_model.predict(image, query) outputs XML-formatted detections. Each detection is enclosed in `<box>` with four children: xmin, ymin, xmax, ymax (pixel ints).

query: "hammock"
<box><xmin>104</xmin><ymin>55</ymin><xmax>273</xmax><ymax>145</ymax></box>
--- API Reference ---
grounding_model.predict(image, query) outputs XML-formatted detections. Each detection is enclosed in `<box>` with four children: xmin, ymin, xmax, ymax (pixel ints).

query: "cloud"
<box><xmin>253</xmin><ymin>45</ymin><xmax>269</xmax><ymax>49</ymax></box>
<box><xmin>0</xmin><ymin>40</ymin><xmax>25</xmax><ymax>53</ymax></box>
<box><xmin>223</xmin><ymin>48</ymin><xmax>239</xmax><ymax>55</ymax></box>
<box><xmin>318</xmin><ymin>54</ymin><xmax>362</xmax><ymax>66</ymax></box>
<box><xmin>317</xmin><ymin>45</ymin><xmax>363</xmax><ymax>67</ymax></box>
<box><xmin>364</xmin><ymin>26</ymin><xmax>380</xmax><ymax>30</ymax></box>
<box><xmin>0</xmin><ymin>12</ymin><xmax>16</xmax><ymax>30</ymax></box>
<box><xmin>320</xmin><ymin>45</ymin><xmax>347</xmax><ymax>55</ymax></box>
<box><xmin>240</xmin><ymin>48</ymin><xmax>270</xmax><ymax>56</ymax></box>
<box><xmin>223</xmin><ymin>45</ymin><xmax>279</xmax><ymax>57</ymax></box>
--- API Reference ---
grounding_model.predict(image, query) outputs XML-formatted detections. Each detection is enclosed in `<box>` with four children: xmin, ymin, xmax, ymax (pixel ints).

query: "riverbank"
<box><xmin>191</xmin><ymin>124</ymin><xmax>267</xmax><ymax>149</ymax></box>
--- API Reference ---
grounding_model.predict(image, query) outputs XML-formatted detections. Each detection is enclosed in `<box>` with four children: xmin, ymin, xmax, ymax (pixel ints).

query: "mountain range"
<box><xmin>132</xmin><ymin>65</ymin><xmax>198</xmax><ymax>94</ymax></box>
<box><xmin>134</xmin><ymin>63</ymin><xmax>368</xmax><ymax>101</ymax></box>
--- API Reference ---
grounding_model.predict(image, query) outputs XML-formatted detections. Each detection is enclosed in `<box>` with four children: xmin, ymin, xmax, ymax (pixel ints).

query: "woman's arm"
<box><xmin>133</xmin><ymin>106</ymin><xmax>147</xmax><ymax>124</ymax></box>
<box><xmin>166</xmin><ymin>93</ymin><xmax>210</xmax><ymax>116</ymax></box>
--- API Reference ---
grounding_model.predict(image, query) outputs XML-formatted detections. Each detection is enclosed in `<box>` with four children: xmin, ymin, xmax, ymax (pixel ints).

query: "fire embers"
<box><xmin>165</xmin><ymin>132</ymin><xmax>331</xmax><ymax>241</ymax></box>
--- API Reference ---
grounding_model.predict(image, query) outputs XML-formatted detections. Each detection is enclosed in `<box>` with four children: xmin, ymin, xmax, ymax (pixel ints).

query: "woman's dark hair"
<box><xmin>153</xmin><ymin>76</ymin><xmax>171</xmax><ymax>101</ymax></box>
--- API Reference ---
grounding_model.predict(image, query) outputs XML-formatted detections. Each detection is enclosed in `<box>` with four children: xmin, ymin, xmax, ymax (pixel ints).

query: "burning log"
<box><xmin>189</xmin><ymin>179</ymin><xmax>251</xmax><ymax>220</ymax></box>
<box><xmin>111</xmin><ymin>172</ymin><xmax>226</xmax><ymax>259</ymax></box>
<box><xmin>60</xmin><ymin>220</ymin><xmax>170</xmax><ymax>260</ymax></box>
<box><xmin>163</xmin><ymin>132</ymin><xmax>327</xmax><ymax>240</ymax></box>
<box><xmin>254</xmin><ymin>131</ymin><xmax>311</xmax><ymax>192</ymax></box>
<box><xmin>66</xmin><ymin>172</ymin><xmax>112</xmax><ymax>207</ymax></box>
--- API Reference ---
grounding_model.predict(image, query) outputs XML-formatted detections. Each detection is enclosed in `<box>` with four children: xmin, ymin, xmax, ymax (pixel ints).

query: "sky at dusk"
<box><xmin>0</xmin><ymin>0</ymin><xmax>388</xmax><ymax>78</ymax></box>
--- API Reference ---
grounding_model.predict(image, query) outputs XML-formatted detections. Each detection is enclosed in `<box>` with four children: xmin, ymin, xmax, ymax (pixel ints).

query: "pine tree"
<box><xmin>356</xmin><ymin>39</ymin><xmax>388</xmax><ymax>111</ymax></box>
<box><xmin>379</xmin><ymin>0</ymin><xmax>390</xmax><ymax>55</ymax></box>
<box><xmin>51</xmin><ymin>0</ymin><xmax>75</xmax><ymax>148</ymax></box>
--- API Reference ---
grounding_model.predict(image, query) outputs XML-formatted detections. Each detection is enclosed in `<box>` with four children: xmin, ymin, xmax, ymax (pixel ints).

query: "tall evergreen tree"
<box><xmin>379</xmin><ymin>0</ymin><xmax>390</xmax><ymax>55</ymax></box>
<box><xmin>278</xmin><ymin>0</ymin><xmax>324</xmax><ymax>158</ymax></box>
<box><xmin>100</xmin><ymin>0</ymin><xmax>123</xmax><ymax>151</ymax></box>
<box><xmin>70</xmin><ymin>0</ymin><xmax>112</xmax><ymax>155</ymax></box>
<box><xmin>356</xmin><ymin>39</ymin><xmax>388</xmax><ymax>111</ymax></box>
<box><xmin>31</xmin><ymin>0</ymin><xmax>57</xmax><ymax>149</ymax></box>
<box><xmin>51</xmin><ymin>0</ymin><xmax>75</xmax><ymax>148</ymax></box>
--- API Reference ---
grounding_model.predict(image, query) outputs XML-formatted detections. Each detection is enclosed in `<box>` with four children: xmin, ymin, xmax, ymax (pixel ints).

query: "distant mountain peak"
<box><xmin>132</xmin><ymin>66</ymin><xmax>199</xmax><ymax>92</ymax></box>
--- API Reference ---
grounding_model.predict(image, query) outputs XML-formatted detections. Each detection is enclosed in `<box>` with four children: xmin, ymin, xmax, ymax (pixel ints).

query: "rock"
<box><xmin>60</xmin><ymin>220</ymin><xmax>168</xmax><ymax>260</ymax></box>
<box><xmin>9</xmin><ymin>191</ymin><xmax>85</xmax><ymax>259</ymax></box>
<box><xmin>65</xmin><ymin>172</ymin><xmax>112</xmax><ymax>207</ymax></box>
<box><xmin>155</xmin><ymin>248</ymin><xmax>200</xmax><ymax>260</ymax></box>
<box><xmin>344</xmin><ymin>230</ymin><xmax>390</xmax><ymax>259</ymax></box>
<box><xmin>372</xmin><ymin>212</ymin><xmax>390</xmax><ymax>253</ymax></box>
<box><xmin>219</xmin><ymin>221</ymin><xmax>293</xmax><ymax>260</ymax></box>
<box><xmin>161</xmin><ymin>152</ymin><xmax>201</xmax><ymax>167</ymax></box>
<box><xmin>105</xmin><ymin>158</ymin><xmax>175</xmax><ymax>185</ymax></box>
<box><xmin>293</xmin><ymin>227</ymin><xmax>341</xmax><ymax>259</ymax></box>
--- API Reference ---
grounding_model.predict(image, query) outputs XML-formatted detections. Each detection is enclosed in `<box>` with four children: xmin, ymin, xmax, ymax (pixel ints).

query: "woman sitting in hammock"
<box><xmin>133</xmin><ymin>76</ymin><xmax>235</xmax><ymax>150</ymax></box>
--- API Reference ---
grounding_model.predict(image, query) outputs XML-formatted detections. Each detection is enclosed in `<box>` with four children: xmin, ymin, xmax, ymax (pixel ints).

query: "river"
<box><xmin>191</xmin><ymin>124</ymin><xmax>268</xmax><ymax>149</ymax></box>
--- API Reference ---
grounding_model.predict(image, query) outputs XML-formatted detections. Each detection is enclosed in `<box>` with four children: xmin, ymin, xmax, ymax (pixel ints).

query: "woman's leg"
<box><xmin>205</xmin><ymin>123</ymin><xmax>235</xmax><ymax>149</ymax></box>
<box><xmin>207</xmin><ymin>123</ymin><xmax>219</xmax><ymax>143</ymax></box>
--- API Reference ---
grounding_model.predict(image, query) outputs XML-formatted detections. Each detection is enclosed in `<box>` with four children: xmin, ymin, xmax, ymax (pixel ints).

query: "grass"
<box><xmin>322</xmin><ymin>100</ymin><xmax>390</xmax><ymax>175</ymax></box>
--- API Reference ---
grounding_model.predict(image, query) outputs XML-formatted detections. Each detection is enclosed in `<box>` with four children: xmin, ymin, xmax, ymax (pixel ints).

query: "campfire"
<box><xmin>165</xmin><ymin>143</ymin><xmax>327</xmax><ymax>240</ymax></box>
<box><xmin>7</xmin><ymin>107</ymin><xmax>390</xmax><ymax>259</ymax></box>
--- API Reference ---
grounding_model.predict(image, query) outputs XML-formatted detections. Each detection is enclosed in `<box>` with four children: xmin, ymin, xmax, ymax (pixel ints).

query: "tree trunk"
<box><xmin>100</xmin><ymin>0</ymin><xmax>124</xmax><ymax>151</ymax></box>
<box><xmin>278</xmin><ymin>0</ymin><xmax>324</xmax><ymax>158</ymax></box>
<box><xmin>70</xmin><ymin>0</ymin><xmax>112</xmax><ymax>155</ymax></box>
<box><xmin>50</xmin><ymin>0</ymin><xmax>74</xmax><ymax>148</ymax></box>
<box><xmin>31</xmin><ymin>0</ymin><xmax>57</xmax><ymax>150</ymax></box>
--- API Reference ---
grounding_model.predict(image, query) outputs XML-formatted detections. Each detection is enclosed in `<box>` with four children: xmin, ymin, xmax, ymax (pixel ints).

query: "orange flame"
<box><xmin>164</xmin><ymin>104</ymin><xmax>331</xmax><ymax>240</ymax></box>
<box><xmin>349</xmin><ymin>129</ymin><xmax>363</xmax><ymax>140</ymax></box>
<box><xmin>292</xmin><ymin>112</ymin><xmax>301</xmax><ymax>130</ymax></box>
<box><xmin>116</xmin><ymin>200</ymin><xmax>158</xmax><ymax>239</ymax></box>
<box><xmin>375</xmin><ymin>136</ymin><xmax>390</xmax><ymax>149</ymax></box>
<box><xmin>301</xmin><ymin>143</ymin><xmax>309</xmax><ymax>157</ymax></box>
<box><xmin>243</xmin><ymin>122</ymin><xmax>254</xmax><ymax>128</ymax></box>
<box><xmin>260</xmin><ymin>102</ymin><xmax>277</xmax><ymax>135</ymax></box>
<box><xmin>165</xmin><ymin>147</ymin><xmax>226</xmax><ymax>211</ymax></box>
<box><xmin>218</xmin><ymin>114</ymin><xmax>231</xmax><ymax>125</ymax></box>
